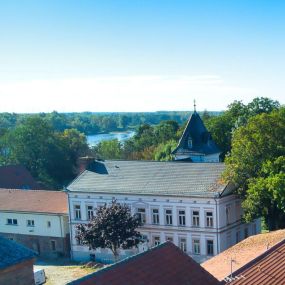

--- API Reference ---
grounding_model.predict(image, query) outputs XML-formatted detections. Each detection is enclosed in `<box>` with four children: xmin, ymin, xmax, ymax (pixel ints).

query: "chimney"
<box><xmin>77</xmin><ymin>156</ymin><xmax>95</xmax><ymax>174</ymax></box>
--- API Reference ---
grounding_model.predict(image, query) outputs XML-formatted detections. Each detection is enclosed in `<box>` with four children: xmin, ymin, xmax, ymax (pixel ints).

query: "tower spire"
<box><xmin>194</xmin><ymin>99</ymin><xmax>196</xmax><ymax>112</ymax></box>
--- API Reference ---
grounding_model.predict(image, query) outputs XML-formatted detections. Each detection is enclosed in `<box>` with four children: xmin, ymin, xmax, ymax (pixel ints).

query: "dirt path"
<box><xmin>34</xmin><ymin>259</ymin><xmax>97</xmax><ymax>285</ymax></box>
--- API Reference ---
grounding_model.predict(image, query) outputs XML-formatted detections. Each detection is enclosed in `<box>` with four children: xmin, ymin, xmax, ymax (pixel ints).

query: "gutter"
<box><xmin>64</xmin><ymin>187</ymin><xmax>73</xmax><ymax>260</ymax></box>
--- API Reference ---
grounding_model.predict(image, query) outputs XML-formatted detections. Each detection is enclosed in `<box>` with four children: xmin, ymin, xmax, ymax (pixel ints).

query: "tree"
<box><xmin>224</xmin><ymin>108</ymin><xmax>285</xmax><ymax>229</ymax></box>
<box><xmin>92</xmin><ymin>139</ymin><xmax>122</xmax><ymax>159</ymax></box>
<box><xmin>76</xmin><ymin>200</ymin><xmax>143</xmax><ymax>261</ymax></box>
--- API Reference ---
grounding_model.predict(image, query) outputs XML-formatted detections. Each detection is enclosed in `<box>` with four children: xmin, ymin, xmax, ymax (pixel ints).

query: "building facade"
<box><xmin>0</xmin><ymin>189</ymin><xmax>70</xmax><ymax>258</ymax></box>
<box><xmin>67</xmin><ymin>161</ymin><xmax>260</xmax><ymax>263</ymax></box>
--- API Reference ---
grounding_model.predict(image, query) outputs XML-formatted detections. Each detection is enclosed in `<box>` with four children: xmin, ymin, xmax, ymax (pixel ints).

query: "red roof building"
<box><xmin>67</xmin><ymin>242</ymin><xmax>220</xmax><ymax>285</ymax></box>
<box><xmin>0</xmin><ymin>165</ymin><xmax>41</xmax><ymax>190</ymax></box>
<box><xmin>222</xmin><ymin>239</ymin><xmax>285</xmax><ymax>285</ymax></box>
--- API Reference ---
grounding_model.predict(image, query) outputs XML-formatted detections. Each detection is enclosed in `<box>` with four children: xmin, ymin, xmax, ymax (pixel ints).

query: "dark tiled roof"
<box><xmin>0</xmin><ymin>189</ymin><xmax>68</xmax><ymax>214</ymax></box>
<box><xmin>67</xmin><ymin>160</ymin><xmax>228</xmax><ymax>198</ymax></box>
<box><xmin>0</xmin><ymin>165</ymin><xmax>41</xmax><ymax>190</ymax></box>
<box><xmin>67</xmin><ymin>242</ymin><xmax>220</xmax><ymax>285</ymax></box>
<box><xmin>172</xmin><ymin>111</ymin><xmax>221</xmax><ymax>155</ymax></box>
<box><xmin>223</xmin><ymin>239</ymin><xmax>285</xmax><ymax>285</ymax></box>
<box><xmin>0</xmin><ymin>235</ymin><xmax>35</xmax><ymax>269</ymax></box>
<box><xmin>202</xmin><ymin>230</ymin><xmax>285</xmax><ymax>281</ymax></box>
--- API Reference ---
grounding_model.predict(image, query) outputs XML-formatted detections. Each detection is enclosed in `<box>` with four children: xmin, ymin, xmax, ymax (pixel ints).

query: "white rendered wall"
<box><xmin>0</xmin><ymin>211</ymin><xmax>69</xmax><ymax>238</ymax></box>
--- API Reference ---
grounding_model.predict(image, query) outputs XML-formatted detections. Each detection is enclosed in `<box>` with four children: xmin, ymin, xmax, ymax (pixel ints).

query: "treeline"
<box><xmin>0</xmin><ymin>111</ymin><xmax>216</xmax><ymax>135</ymax></box>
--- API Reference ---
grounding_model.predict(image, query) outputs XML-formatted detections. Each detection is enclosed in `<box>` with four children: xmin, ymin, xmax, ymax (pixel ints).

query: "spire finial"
<box><xmin>194</xmin><ymin>99</ymin><xmax>196</xmax><ymax>112</ymax></box>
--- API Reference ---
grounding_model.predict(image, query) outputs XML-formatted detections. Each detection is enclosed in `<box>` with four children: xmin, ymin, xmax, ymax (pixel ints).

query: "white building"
<box><xmin>67</xmin><ymin>160</ymin><xmax>260</xmax><ymax>263</ymax></box>
<box><xmin>0</xmin><ymin>189</ymin><xmax>70</xmax><ymax>258</ymax></box>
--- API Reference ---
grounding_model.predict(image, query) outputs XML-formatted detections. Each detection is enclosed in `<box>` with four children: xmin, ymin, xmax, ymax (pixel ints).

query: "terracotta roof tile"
<box><xmin>68</xmin><ymin>242</ymin><xmax>220</xmax><ymax>285</ymax></box>
<box><xmin>0</xmin><ymin>188</ymin><xmax>68</xmax><ymax>214</ymax></box>
<box><xmin>0</xmin><ymin>165</ymin><xmax>41</xmax><ymax>189</ymax></box>
<box><xmin>225</xmin><ymin>239</ymin><xmax>285</xmax><ymax>285</ymax></box>
<box><xmin>202</xmin><ymin>230</ymin><xmax>285</xmax><ymax>281</ymax></box>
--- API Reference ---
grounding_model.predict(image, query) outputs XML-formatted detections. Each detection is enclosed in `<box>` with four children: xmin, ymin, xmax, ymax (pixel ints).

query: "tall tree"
<box><xmin>76</xmin><ymin>200</ymin><xmax>143</xmax><ymax>261</ymax></box>
<box><xmin>224</xmin><ymin>108</ymin><xmax>285</xmax><ymax>229</ymax></box>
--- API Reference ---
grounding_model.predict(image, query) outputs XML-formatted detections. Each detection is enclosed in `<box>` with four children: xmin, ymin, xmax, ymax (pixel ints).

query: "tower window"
<box><xmin>188</xmin><ymin>137</ymin><xmax>193</xmax><ymax>148</ymax></box>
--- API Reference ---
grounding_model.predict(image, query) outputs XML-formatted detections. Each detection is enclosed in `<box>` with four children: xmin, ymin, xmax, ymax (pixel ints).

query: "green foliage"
<box><xmin>92</xmin><ymin>139</ymin><xmax>122</xmax><ymax>160</ymax></box>
<box><xmin>0</xmin><ymin>116</ymin><xmax>89</xmax><ymax>188</ymax></box>
<box><xmin>76</xmin><ymin>200</ymin><xmax>143</xmax><ymax>260</ymax></box>
<box><xmin>154</xmin><ymin>140</ymin><xmax>177</xmax><ymax>161</ymax></box>
<box><xmin>204</xmin><ymin>97</ymin><xmax>281</xmax><ymax>159</ymax></box>
<box><xmin>224</xmin><ymin>108</ymin><xmax>285</xmax><ymax>229</ymax></box>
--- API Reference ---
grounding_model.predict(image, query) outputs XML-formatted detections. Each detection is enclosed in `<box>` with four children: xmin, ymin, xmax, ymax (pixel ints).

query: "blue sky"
<box><xmin>0</xmin><ymin>0</ymin><xmax>284</xmax><ymax>112</ymax></box>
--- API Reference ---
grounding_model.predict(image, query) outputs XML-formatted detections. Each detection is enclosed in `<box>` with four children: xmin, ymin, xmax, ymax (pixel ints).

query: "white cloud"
<box><xmin>0</xmin><ymin>75</ymin><xmax>259</xmax><ymax>112</ymax></box>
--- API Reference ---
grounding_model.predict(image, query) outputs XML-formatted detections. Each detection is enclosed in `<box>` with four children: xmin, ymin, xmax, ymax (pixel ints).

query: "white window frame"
<box><xmin>151</xmin><ymin>208</ymin><xmax>160</xmax><ymax>224</ymax></box>
<box><xmin>153</xmin><ymin>236</ymin><xmax>160</xmax><ymax>246</ymax></box>
<box><xmin>86</xmin><ymin>205</ymin><xmax>94</xmax><ymax>220</ymax></box>
<box><xmin>74</xmin><ymin>204</ymin><xmax>81</xmax><ymax>220</ymax></box>
<box><xmin>137</xmin><ymin>208</ymin><xmax>146</xmax><ymax>224</ymax></box>
<box><xmin>27</xmin><ymin>220</ymin><xmax>35</xmax><ymax>227</ymax></box>
<box><xmin>192</xmin><ymin>239</ymin><xmax>200</xmax><ymax>255</ymax></box>
<box><xmin>178</xmin><ymin>209</ymin><xmax>186</xmax><ymax>226</ymax></box>
<box><xmin>206</xmin><ymin>239</ymin><xmax>214</xmax><ymax>256</ymax></box>
<box><xmin>192</xmin><ymin>210</ymin><xmax>200</xmax><ymax>227</ymax></box>
<box><xmin>7</xmin><ymin>218</ymin><xmax>18</xmax><ymax>225</ymax></box>
<box><xmin>205</xmin><ymin>211</ymin><xmax>214</xmax><ymax>228</ymax></box>
<box><xmin>165</xmin><ymin>236</ymin><xmax>173</xmax><ymax>243</ymax></box>
<box><xmin>165</xmin><ymin>209</ymin><xmax>173</xmax><ymax>225</ymax></box>
<box><xmin>179</xmin><ymin>237</ymin><xmax>187</xmax><ymax>252</ymax></box>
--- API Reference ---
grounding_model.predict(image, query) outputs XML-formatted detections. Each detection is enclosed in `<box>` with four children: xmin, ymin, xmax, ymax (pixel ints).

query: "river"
<box><xmin>87</xmin><ymin>131</ymin><xmax>135</xmax><ymax>146</ymax></box>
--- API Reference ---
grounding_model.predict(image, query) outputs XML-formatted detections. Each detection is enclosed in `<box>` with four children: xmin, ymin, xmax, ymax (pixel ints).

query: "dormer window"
<box><xmin>188</xmin><ymin>136</ymin><xmax>193</xmax><ymax>148</ymax></box>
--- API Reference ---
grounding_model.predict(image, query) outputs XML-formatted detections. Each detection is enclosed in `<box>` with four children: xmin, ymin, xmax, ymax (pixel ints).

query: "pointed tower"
<box><xmin>172</xmin><ymin>104</ymin><xmax>221</xmax><ymax>162</ymax></box>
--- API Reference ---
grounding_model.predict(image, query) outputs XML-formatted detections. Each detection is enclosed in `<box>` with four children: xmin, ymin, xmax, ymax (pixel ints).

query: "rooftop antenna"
<box><xmin>194</xmin><ymin>99</ymin><xmax>197</xmax><ymax>112</ymax></box>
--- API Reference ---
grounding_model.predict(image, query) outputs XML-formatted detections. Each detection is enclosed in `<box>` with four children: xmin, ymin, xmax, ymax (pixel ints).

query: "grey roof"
<box><xmin>67</xmin><ymin>160</ymin><xmax>228</xmax><ymax>198</ymax></box>
<box><xmin>172</xmin><ymin>111</ymin><xmax>221</xmax><ymax>156</ymax></box>
<box><xmin>0</xmin><ymin>236</ymin><xmax>36</xmax><ymax>269</ymax></box>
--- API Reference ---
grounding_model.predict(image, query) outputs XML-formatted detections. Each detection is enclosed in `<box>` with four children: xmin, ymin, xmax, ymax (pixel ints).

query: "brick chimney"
<box><xmin>77</xmin><ymin>156</ymin><xmax>95</xmax><ymax>174</ymax></box>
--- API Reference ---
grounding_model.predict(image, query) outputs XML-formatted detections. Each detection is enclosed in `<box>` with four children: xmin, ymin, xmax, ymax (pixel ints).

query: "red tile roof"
<box><xmin>0</xmin><ymin>165</ymin><xmax>41</xmax><ymax>190</ymax></box>
<box><xmin>68</xmin><ymin>242</ymin><xmax>220</xmax><ymax>285</ymax></box>
<box><xmin>224</xmin><ymin>239</ymin><xmax>285</xmax><ymax>285</ymax></box>
<box><xmin>0</xmin><ymin>189</ymin><xmax>68</xmax><ymax>214</ymax></box>
<box><xmin>202</xmin><ymin>230</ymin><xmax>285</xmax><ymax>281</ymax></box>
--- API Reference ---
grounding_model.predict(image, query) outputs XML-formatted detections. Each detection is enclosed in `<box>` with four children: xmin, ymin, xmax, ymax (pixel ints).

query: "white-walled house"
<box><xmin>67</xmin><ymin>160</ymin><xmax>261</xmax><ymax>263</ymax></box>
<box><xmin>0</xmin><ymin>189</ymin><xmax>70</xmax><ymax>258</ymax></box>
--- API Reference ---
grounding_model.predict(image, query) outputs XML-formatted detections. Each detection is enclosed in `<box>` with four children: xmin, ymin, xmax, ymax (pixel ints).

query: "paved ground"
<box><xmin>34</xmin><ymin>258</ymin><xmax>97</xmax><ymax>285</ymax></box>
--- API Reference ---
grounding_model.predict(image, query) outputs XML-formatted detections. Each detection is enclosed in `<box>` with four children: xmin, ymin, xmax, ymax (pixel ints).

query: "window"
<box><xmin>74</xmin><ymin>205</ymin><xmax>81</xmax><ymax>220</ymax></box>
<box><xmin>47</xmin><ymin>221</ymin><xmax>51</xmax><ymax>228</ymax></box>
<box><xmin>178</xmin><ymin>210</ymin><xmax>186</xmax><ymax>226</ymax></box>
<box><xmin>244</xmin><ymin>227</ymin><xmax>249</xmax><ymax>238</ymax></box>
<box><xmin>179</xmin><ymin>237</ymin><xmax>187</xmax><ymax>252</ymax></box>
<box><xmin>153</xmin><ymin>236</ymin><xmax>160</xmax><ymax>246</ymax></box>
<box><xmin>151</xmin><ymin>209</ymin><xmax>159</xmax><ymax>224</ymax></box>
<box><xmin>252</xmin><ymin>223</ymin><xmax>257</xmax><ymax>235</ymax></box>
<box><xmin>165</xmin><ymin>209</ymin><xmax>173</xmax><ymax>225</ymax></box>
<box><xmin>87</xmin><ymin>205</ymin><xmax>94</xmax><ymax>220</ymax></box>
<box><xmin>90</xmin><ymin>254</ymin><xmax>96</xmax><ymax>261</ymax></box>
<box><xmin>192</xmin><ymin>211</ymin><xmax>200</xmax><ymax>227</ymax></box>
<box><xmin>188</xmin><ymin>136</ymin><xmax>193</xmax><ymax>148</ymax></box>
<box><xmin>206</xmin><ymin>211</ymin><xmax>213</xmax><ymax>227</ymax></box>
<box><xmin>137</xmin><ymin>208</ymin><xmax>146</xmax><ymax>224</ymax></box>
<box><xmin>207</xmin><ymin>240</ymin><xmax>214</xmax><ymax>255</ymax></box>
<box><xmin>226</xmin><ymin>206</ymin><xmax>231</xmax><ymax>225</ymax></box>
<box><xmin>236</xmin><ymin>231</ymin><xmax>240</xmax><ymax>243</ymax></box>
<box><xmin>27</xmin><ymin>220</ymin><xmax>35</xmax><ymax>227</ymax></box>
<box><xmin>193</xmin><ymin>239</ymin><xmax>200</xmax><ymax>254</ymax></box>
<box><xmin>50</xmin><ymin>240</ymin><xmax>56</xmax><ymax>251</ymax></box>
<box><xmin>166</xmin><ymin>236</ymin><xmax>173</xmax><ymax>243</ymax></box>
<box><xmin>7</xmin><ymin>218</ymin><xmax>17</xmax><ymax>225</ymax></box>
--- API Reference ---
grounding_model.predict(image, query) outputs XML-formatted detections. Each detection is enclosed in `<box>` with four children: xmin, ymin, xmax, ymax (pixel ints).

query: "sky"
<box><xmin>0</xmin><ymin>0</ymin><xmax>284</xmax><ymax>113</ymax></box>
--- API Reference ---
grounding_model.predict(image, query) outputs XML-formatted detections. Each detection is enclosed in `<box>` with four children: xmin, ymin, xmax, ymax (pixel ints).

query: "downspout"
<box><xmin>65</xmin><ymin>187</ymin><xmax>73</xmax><ymax>260</ymax></box>
<box><xmin>214</xmin><ymin>194</ymin><xmax>219</xmax><ymax>254</ymax></box>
